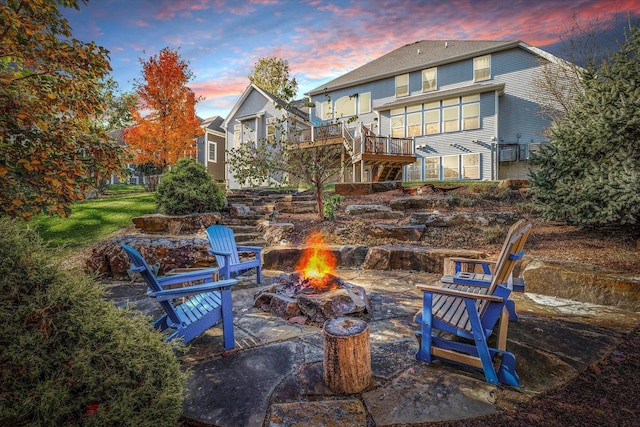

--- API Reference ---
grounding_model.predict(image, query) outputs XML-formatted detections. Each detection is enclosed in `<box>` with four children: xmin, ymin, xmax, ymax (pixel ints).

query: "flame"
<box><xmin>295</xmin><ymin>231</ymin><xmax>337</xmax><ymax>289</ymax></box>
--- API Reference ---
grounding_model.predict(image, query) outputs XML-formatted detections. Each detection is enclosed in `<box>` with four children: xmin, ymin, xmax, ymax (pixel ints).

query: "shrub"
<box><xmin>0</xmin><ymin>218</ymin><xmax>187</xmax><ymax>426</ymax></box>
<box><xmin>323</xmin><ymin>193</ymin><xmax>344</xmax><ymax>220</ymax></box>
<box><xmin>156</xmin><ymin>158</ymin><xmax>226</xmax><ymax>215</ymax></box>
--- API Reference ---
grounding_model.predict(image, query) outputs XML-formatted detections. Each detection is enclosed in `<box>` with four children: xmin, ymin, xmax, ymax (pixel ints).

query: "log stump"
<box><xmin>323</xmin><ymin>317</ymin><xmax>371</xmax><ymax>394</ymax></box>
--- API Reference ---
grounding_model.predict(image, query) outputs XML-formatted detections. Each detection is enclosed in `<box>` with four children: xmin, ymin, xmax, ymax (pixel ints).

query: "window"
<box><xmin>208</xmin><ymin>141</ymin><xmax>217</xmax><ymax>162</ymax></box>
<box><xmin>425</xmin><ymin>157</ymin><xmax>440</xmax><ymax>180</ymax></box>
<box><xmin>442</xmin><ymin>155</ymin><xmax>459</xmax><ymax>179</ymax></box>
<box><xmin>474</xmin><ymin>55</ymin><xmax>491</xmax><ymax>81</ymax></box>
<box><xmin>320</xmin><ymin>99</ymin><xmax>332</xmax><ymax>120</ymax></box>
<box><xmin>359</xmin><ymin>92</ymin><xmax>371</xmax><ymax>113</ymax></box>
<box><xmin>266</xmin><ymin>124</ymin><xmax>276</xmax><ymax>141</ymax></box>
<box><xmin>422</xmin><ymin>67</ymin><xmax>437</xmax><ymax>91</ymax></box>
<box><xmin>462</xmin><ymin>153</ymin><xmax>480</xmax><ymax>179</ymax></box>
<box><xmin>234</xmin><ymin>124</ymin><xmax>241</xmax><ymax>143</ymax></box>
<box><xmin>406</xmin><ymin>160</ymin><xmax>422</xmax><ymax>181</ymax></box>
<box><xmin>424</xmin><ymin>102</ymin><xmax>440</xmax><ymax>134</ymax></box>
<box><xmin>391</xmin><ymin>115</ymin><xmax>405</xmax><ymax>138</ymax></box>
<box><xmin>442</xmin><ymin>98</ymin><xmax>460</xmax><ymax>133</ymax></box>
<box><xmin>407</xmin><ymin>112</ymin><xmax>421</xmax><ymax>137</ymax></box>
<box><xmin>335</xmin><ymin>95</ymin><xmax>356</xmax><ymax>118</ymax></box>
<box><xmin>395</xmin><ymin>73</ymin><xmax>409</xmax><ymax>97</ymax></box>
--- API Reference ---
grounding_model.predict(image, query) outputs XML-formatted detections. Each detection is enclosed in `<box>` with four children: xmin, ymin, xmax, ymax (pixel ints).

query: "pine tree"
<box><xmin>530</xmin><ymin>23</ymin><xmax>640</xmax><ymax>226</ymax></box>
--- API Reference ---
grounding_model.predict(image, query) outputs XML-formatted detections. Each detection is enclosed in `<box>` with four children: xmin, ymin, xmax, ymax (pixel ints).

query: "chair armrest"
<box><xmin>209</xmin><ymin>249</ymin><xmax>233</xmax><ymax>257</ymax></box>
<box><xmin>236</xmin><ymin>245</ymin><xmax>262</xmax><ymax>254</ymax></box>
<box><xmin>416</xmin><ymin>284</ymin><xmax>504</xmax><ymax>302</ymax></box>
<box><xmin>150</xmin><ymin>279</ymin><xmax>237</xmax><ymax>301</ymax></box>
<box><xmin>157</xmin><ymin>268</ymin><xmax>220</xmax><ymax>286</ymax></box>
<box><xmin>448</xmin><ymin>257</ymin><xmax>496</xmax><ymax>266</ymax></box>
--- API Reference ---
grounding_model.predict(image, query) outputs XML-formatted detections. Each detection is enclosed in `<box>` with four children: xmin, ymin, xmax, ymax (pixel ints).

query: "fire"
<box><xmin>295</xmin><ymin>231</ymin><xmax>337</xmax><ymax>289</ymax></box>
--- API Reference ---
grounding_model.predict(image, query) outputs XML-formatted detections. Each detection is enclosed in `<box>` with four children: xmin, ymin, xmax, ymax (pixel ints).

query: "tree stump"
<box><xmin>323</xmin><ymin>317</ymin><xmax>371</xmax><ymax>394</ymax></box>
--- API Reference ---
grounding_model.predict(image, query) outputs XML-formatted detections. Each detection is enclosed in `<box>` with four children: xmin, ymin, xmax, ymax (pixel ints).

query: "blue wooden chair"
<box><xmin>415</xmin><ymin>219</ymin><xmax>532</xmax><ymax>386</ymax></box>
<box><xmin>121</xmin><ymin>244</ymin><xmax>238</xmax><ymax>349</ymax></box>
<box><xmin>206</xmin><ymin>224</ymin><xmax>263</xmax><ymax>284</ymax></box>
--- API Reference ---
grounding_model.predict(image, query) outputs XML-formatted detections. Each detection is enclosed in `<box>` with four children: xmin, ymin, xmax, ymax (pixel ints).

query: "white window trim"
<box><xmin>473</xmin><ymin>55</ymin><xmax>491</xmax><ymax>82</ymax></box>
<box><xmin>208</xmin><ymin>141</ymin><xmax>217</xmax><ymax>163</ymax></box>
<box><xmin>395</xmin><ymin>73</ymin><xmax>409</xmax><ymax>98</ymax></box>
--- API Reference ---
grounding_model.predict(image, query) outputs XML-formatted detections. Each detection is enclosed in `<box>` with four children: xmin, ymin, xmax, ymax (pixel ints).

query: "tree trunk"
<box><xmin>323</xmin><ymin>317</ymin><xmax>371</xmax><ymax>393</ymax></box>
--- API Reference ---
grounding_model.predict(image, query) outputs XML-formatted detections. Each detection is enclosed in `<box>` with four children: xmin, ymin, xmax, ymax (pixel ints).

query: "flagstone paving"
<box><xmin>103</xmin><ymin>268</ymin><xmax>640</xmax><ymax>426</ymax></box>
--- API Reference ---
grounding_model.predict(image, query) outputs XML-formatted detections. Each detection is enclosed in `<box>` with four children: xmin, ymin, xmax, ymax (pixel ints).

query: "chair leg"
<box><xmin>465</xmin><ymin>299</ymin><xmax>499</xmax><ymax>385</ymax></box>
<box><xmin>506</xmin><ymin>299</ymin><xmax>518</xmax><ymax>321</ymax></box>
<box><xmin>416</xmin><ymin>293</ymin><xmax>434</xmax><ymax>363</ymax></box>
<box><xmin>256</xmin><ymin>265</ymin><xmax>262</xmax><ymax>284</ymax></box>
<box><xmin>220</xmin><ymin>287</ymin><xmax>235</xmax><ymax>350</ymax></box>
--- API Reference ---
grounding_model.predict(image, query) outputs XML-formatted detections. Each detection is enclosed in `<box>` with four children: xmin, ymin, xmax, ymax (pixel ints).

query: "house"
<box><xmin>198</xmin><ymin>116</ymin><xmax>226</xmax><ymax>184</ymax></box>
<box><xmin>306</xmin><ymin>40</ymin><xmax>563</xmax><ymax>181</ymax></box>
<box><xmin>223</xmin><ymin>84</ymin><xmax>310</xmax><ymax>189</ymax></box>
<box><xmin>224</xmin><ymin>40</ymin><xmax>565</xmax><ymax>188</ymax></box>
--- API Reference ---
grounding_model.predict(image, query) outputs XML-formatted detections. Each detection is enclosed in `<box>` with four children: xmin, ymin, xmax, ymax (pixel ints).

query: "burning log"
<box><xmin>323</xmin><ymin>317</ymin><xmax>372</xmax><ymax>394</ymax></box>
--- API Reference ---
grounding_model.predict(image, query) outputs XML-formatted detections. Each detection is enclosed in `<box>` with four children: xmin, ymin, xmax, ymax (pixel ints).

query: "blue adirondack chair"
<box><xmin>440</xmin><ymin>226</ymin><xmax>529</xmax><ymax>321</ymax></box>
<box><xmin>415</xmin><ymin>219</ymin><xmax>532</xmax><ymax>386</ymax></box>
<box><xmin>121</xmin><ymin>244</ymin><xmax>238</xmax><ymax>349</ymax></box>
<box><xmin>206</xmin><ymin>224</ymin><xmax>263</xmax><ymax>284</ymax></box>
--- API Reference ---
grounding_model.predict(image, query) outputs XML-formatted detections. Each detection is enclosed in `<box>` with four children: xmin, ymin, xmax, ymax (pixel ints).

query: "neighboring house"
<box><xmin>107</xmin><ymin>129</ymin><xmax>143</xmax><ymax>185</ymax></box>
<box><xmin>198</xmin><ymin>116</ymin><xmax>226</xmax><ymax>183</ymax></box>
<box><xmin>306</xmin><ymin>40</ymin><xmax>563</xmax><ymax>181</ymax></box>
<box><xmin>223</xmin><ymin>84</ymin><xmax>311</xmax><ymax>189</ymax></box>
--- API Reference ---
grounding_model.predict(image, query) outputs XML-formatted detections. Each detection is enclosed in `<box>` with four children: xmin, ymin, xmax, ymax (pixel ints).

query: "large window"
<box><xmin>334</xmin><ymin>95</ymin><xmax>356</xmax><ymax>118</ymax></box>
<box><xmin>473</xmin><ymin>55</ymin><xmax>491</xmax><ymax>82</ymax></box>
<box><xmin>462</xmin><ymin>94</ymin><xmax>480</xmax><ymax>130</ymax></box>
<box><xmin>320</xmin><ymin>99</ymin><xmax>332</xmax><ymax>120</ymax></box>
<box><xmin>391</xmin><ymin>115</ymin><xmax>405</xmax><ymax>138</ymax></box>
<box><xmin>462</xmin><ymin>153</ymin><xmax>480</xmax><ymax>179</ymax></box>
<box><xmin>208</xmin><ymin>141</ymin><xmax>217</xmax><ymax>162</ymax></box>
<box><xmin>395</xmin><ymin>73</ymin><xmax>409</xmax><ymax>97</ymax></box>
<box><xmin>442</xmin><ymin>98</ymin><xmax>460</xmax><ymax>133</ymax></box>
<box><xmin>425</xmin><ymin>157</ymin><xmax>440</xmax><ymax>180</ymax></box>
<box><xmin>442</xmin><ymin>155</ymin><xmax>459</xmax><ymax>179</ymax></box>
<box><xmin>234</xmin><ymin>124</ymin><xmax>241</xmax><ymax>143</ymax></box>
<box><xmin>407</xmin><ymin>112</ymin><xmax>422</xmax><ymax>137</ymax></box>
<box><xmin>359</xmin><ymin>92</ymin><xmax>371</xmax><ymax>113</ymax></box>
<box><xmin>406</xmin><ymin>160</ymin><xmax>422</xmax><ymax>181</ymax></box>
<box><xmin>422</xmin><ymin>67</ymin><xmax>437</xmax><ymax>91</ymax></box>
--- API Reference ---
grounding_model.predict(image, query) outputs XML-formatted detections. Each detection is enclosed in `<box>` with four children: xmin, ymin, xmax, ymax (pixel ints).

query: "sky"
<box><xmin>61</xmin><ymin>0</ymin><xmax>640</xmax><ymax>119</ymax></box>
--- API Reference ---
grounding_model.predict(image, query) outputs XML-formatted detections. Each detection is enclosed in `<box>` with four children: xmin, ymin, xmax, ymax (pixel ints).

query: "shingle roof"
<box><xmin>307</xmin><ymin>40</ymin><xmax>520</xmax><ymax>95</ymax></box>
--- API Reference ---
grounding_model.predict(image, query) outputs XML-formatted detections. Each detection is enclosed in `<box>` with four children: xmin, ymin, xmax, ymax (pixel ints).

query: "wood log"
<box><xmin>323</xmin><ymin>317</ymin><xmax>371</xmax><ymax>394</ymax></box>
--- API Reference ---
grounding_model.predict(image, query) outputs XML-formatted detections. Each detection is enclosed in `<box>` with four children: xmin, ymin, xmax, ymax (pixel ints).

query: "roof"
<box><xmin>307</xmin><ymin>40</ymin><xmax>528</xmax><ymax>95</ymax></box>
<box><xmin>200</xmin><ymin>115</ymin><xmax>224</xmax><ymax>133</ymax></box>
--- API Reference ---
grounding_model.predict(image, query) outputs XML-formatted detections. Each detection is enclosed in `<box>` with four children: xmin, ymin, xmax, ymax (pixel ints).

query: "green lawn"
<box><xmin>30</xmin><ymin>192</ymin><xmax>157</xmax><ymax>251</ymax></box>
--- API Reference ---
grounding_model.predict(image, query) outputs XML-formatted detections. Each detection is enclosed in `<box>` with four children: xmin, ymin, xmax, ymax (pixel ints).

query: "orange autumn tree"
<box><xmin>124</xmin><ymin>47</ymin><xmax>203</xmax><ymax>171</ymax></box>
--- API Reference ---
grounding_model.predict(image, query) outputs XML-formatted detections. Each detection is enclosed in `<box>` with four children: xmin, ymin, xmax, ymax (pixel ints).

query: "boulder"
<box><xmin>257</xmin><ymin>221</ymin><xmax>295</xmax><ymax>245</ymax></box>
<box><xmin>345</xmin><ymin>204</ymin><xmax>405</xmax><ymax>219</ymax></box>
<box><xmin>363</xmin><ymin>245</ymin><xmax>485</xmax><ymax>274</ymax></box>
<box><xmin>409</xmin><ymin>210</ymin><xmax>521</xmax><ymax>227</ymax></box>
<box><xmin>275</xmin><ymin>200</ymin><xmax>318</xmax><ymax>213</ymax></box>
<box><xmin>131</xmin><ymin>213</ymin><xmax>221</xmax><ymax>233</ymax></box>
<box><xmin>365</xmin><ymin>224</ymin><xmax>425</xmax><ymax>241</ymax></box>
<box><xmin>86</xmin><ymin>235</ymin><xmax>214</xmax><ymax>279</ymax></box>
<box><xmin>523</xmin><ymin>259</ymin><xmax>640</xmax><ymax>311</ymax></box>
<box><xmin>498</xmin><ymin>179</ymin><xmax>530</xmax><ymax>189</ymax></box>
<box><xmin>389</xmin><ymin>196</ymin><xmax>453</xmax><ymax>210</ymax></box>
<box><xmin>262</xmin><ymin>245</ymin><xmax>369</xmax><ymax>271</ymax></box>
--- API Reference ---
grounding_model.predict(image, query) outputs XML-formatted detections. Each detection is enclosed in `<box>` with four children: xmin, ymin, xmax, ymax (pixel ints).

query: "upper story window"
<box><xmin>395</xmin><ymin>73</ymin><xmax>409</xmax><ymax>97</ymax></box>
<box><xmin>391</xmin><ymin>107</ymin><xmax>405</xmax><ymax>138</ymax></box>
<box><xmin>424</xmin><ymin>101</ymin><xmax>440</xmax><ymax>135</ymax></box>
<box><xmin>442</xmin><ymin>97</ymin><xmax>460</xmax><ymax>133</ymax></box>
<box><xmin>359</xmin><ymin>92</ymin><xmax>371</xmax><ymax>113</ymax></box>
<box><xmin>233</xmin><ymin>124</ymin><xmax>241</xmax><ymax>143</ymax></box>
<box><xmin>473</xmin><ymin>55</ymin><xmax>491</xmax><ymax>82</ymax></box>
<box><xmin>208</xmin><ymin>141</ymin><xmax>217</xmax><ymax>162</ymax></box>
<box><xmin>461</xmin><ymin>94</ymin><xmax>480</xmax><ymax>130</ymax></box>
<box><xmin>266</xmin><ymin>117</ymin><xmax>276</xmax><ymax>141</ymax></box>
<box><xmin>335</xmin><ymin>95</ymin><xmax>357</xmax><ymax>118</ymax></box>
<box><xmin>320</xmin><ymin>99</ymin><xmax>332</xmax><ymax>120</ymax></box>
<box><xmin>422</xmin><ymin>67</ymin><xmax>437</xmax><ymax>92</ymax></box>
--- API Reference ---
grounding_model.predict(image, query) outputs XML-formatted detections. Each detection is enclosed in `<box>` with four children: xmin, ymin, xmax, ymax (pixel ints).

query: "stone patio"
<box><xmin>103</xmin><ymin>266</ymin><xmax>640</xmax><ymax>427</ymax></box>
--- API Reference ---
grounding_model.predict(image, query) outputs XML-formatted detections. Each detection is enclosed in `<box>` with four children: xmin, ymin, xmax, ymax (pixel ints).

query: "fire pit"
<box><xmin>254</xmin><ymin>232</ymin><xmax>370</xmax><ymax>324</ymax></box>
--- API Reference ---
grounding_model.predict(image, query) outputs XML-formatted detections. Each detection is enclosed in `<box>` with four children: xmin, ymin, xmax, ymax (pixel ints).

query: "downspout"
<box><xmin>494</xmin><ymin>90</ymin><xmax>499</xmax><ymax>181</ymax></box>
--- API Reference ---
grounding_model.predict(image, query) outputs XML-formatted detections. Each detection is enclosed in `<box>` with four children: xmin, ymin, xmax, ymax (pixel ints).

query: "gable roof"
<box><xmin>222</xmin><ymin>83</ymin><xmax>309</xmax><ymax>130</ymax></box>
<box><xmin>307</xmin><ymin>39</ymin><xmax>539</xmax><ymax>96</ymax></box>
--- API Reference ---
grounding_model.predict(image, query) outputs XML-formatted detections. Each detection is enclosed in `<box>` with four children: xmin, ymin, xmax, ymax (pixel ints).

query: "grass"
<box><xmin>29</xmin><ymin>192</ymin><xmax>157</xmax><ymax>252</ymax></box>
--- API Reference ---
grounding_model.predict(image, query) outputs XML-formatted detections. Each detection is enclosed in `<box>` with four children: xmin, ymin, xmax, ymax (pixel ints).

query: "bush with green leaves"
<box><xmin>0</xmin><ymin>218</ymin><xmax>187</xmax><ymax>426</ymax></box>
<box><xmin>156</xmin><ymin>158</ymin><xmax>226</xmax><ymax>215</ymax></box>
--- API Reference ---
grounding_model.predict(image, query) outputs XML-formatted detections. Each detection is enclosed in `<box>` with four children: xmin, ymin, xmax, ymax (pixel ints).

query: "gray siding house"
<box><xmin>306</xmin><ymin>40</ymin><xmax>562</xmax><ymax>181</ymax></box>
<box><xmin>223</xmin><ymin>84</ymin><xmax>310</xmax><ymax>189</ymax></box>
<box><xmin>198</xmin><ymin>116</ymin><xmax>226</xmax><ymax>184</ymax></box>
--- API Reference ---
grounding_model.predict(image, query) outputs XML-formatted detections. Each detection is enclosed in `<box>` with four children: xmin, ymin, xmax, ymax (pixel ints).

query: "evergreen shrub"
<box><xmin>156</xmin><ymin>158</ymin><xmax>226</xmax><ymax>215</ymax></box>
<box><xmin>0</xmin><ymin>218</ymin><xmax>187</xmax><ymax>426</ymax></box>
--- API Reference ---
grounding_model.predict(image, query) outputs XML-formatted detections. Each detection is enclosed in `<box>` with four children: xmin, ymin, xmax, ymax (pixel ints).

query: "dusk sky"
<box><xmin>62</xmin><ymin>0</ymin><xmax>640</xmax><ymax>119</ymax></box>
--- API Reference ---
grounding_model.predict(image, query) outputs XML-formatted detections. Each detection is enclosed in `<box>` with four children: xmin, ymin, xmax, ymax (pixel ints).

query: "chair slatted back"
<box><xmin>121</xmin><ymin>244</ymin><xmax>181</xmax><ymax>325</ymax></box>
<box><xmin>485</xmin><ymin>219</ymin><xmax>532</xmax><ymax>298</ymax></box>
<box><xmin>206</xmin><ymin>225</ymin><xmax>241</xmax><ymax>269</ymax></box>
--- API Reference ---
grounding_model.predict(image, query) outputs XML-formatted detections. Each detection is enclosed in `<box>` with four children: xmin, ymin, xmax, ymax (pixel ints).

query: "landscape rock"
<box><xmin>86</xmin><ymin>235</ymin><xmax>214</xmax><ymax>278</ymax></box>
<box><xmin>409</xmin><ymin>210</ymin><xmax>521</xmax><ymax>227</ymax></box>
<box><xmin>257</xmin><ymin>221</ymin><xmax>295</xmax><ymax>245</ymax></box>
<box><xmin>363</xmin><ymin>245</ymin><xmax>485</xmax><ymax>274</ymax></box>
<box><xmin>389</xmin><ymin>196</ymin><xmax>453</xmax><ymax>210</ymax></box>
<box><xmin>131</xmin><ymin>213</ymin><xmax>221</xmax><ymax>233</ymax></box>
<box><xmin>262</xmin><ymin>245</ymin><xmax>369</xmax><ymax>271</ymax></box>
<box><xmin>365</xmin><ymin>224</ymin><xmax>425</xmax><ymax>241</ymax></box>
<box><xmin>345</xmin><ymin>204</ymin><xmax>405</xmax><ymax>219</ymax></box>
